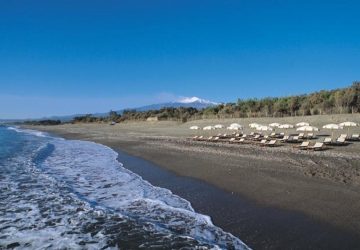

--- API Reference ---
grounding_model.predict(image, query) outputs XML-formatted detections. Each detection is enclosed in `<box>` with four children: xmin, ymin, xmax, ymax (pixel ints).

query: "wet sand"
<box><xmin>24</xmin><ymin>116</ymin><xmax>360</xmax><ymax>249</ymax></box>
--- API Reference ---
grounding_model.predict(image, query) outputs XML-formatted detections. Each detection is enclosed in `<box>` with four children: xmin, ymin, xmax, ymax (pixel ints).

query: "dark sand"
<box><xmin>114</xmin><ymin>149</ymin><xmax>360</xmax><ymax>250</ymax></box>
<box><xmin>27</xmin><ymin>122</ymin><xmax>360</xmax><ymax>249</ymax></box>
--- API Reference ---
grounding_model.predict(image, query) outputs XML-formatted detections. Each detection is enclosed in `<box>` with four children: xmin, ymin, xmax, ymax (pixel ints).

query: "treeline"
<box><xmin>23</xmin><ymin>119</ymin><xmax>62</xmax><ymax>125</ymax></box>
<box><xmin>203</xmin><ymin>81</ymin><xmax>360</xmax><ymax>118</ymax></box>
<box><xmin>71</xmin><ymin>107</ymin><xmax>199</xmax><ymax>123</ymax></box>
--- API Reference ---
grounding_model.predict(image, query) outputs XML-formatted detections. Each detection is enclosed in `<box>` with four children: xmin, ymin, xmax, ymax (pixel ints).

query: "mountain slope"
<box><xmin>40</xmin><ymin>97</ymin><xmax>219</xmax><ymax>121</ymax></box>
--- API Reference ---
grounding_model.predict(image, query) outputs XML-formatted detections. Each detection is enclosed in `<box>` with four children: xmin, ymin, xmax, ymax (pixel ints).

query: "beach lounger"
<box><xmin>222</xmin><ymin>134</ymin><xmax>229</xmax><ymax>138</ymax></box>
<box><xmin>309</xmin><ymin>142</ymin><xmax>326</xmax><ymax>151</ymax></box>
<box><xmin>340</xmin><ymin>134</ymin><xmax>348</xmax><ymax>139</ymax></box>
<box><xmin>252</xmin><ymin>134</ymin><xmax>261</xmax><ymax>141</ymax></box>
<box><xmin>280</xmin><ymin>135</ymin><xmax>290</xmax><ymax>142</ymax></box>
<box><xmin>238</xmin><ymin>138</ymin><xmax>248</xmax><ymax>144</ymax></box>
<box><xmin>333</xmin><ymin>137</ymin><xmax>348</xmax><ymax>146</ymax></box>
<box><xmin>241</xmin><ymin>134</ymin><xmax>247</xmax><ymax>138</ymax></box>
<box><xmin>294</xmin><ymin>141</ymin><xmax>311</xmax><ymax>150</ymax></box>
<box><xmin>306</xmin><ymin>133</ymin><xmax>315</xmax><ymax>139</ymax></box>
<box><xmin>265</xmin><ymin>140</ymin><xmax>278</xmax><ymax>147</ymax></box>
<box><xmin>210</xmin><ymin>137</ymin><xmax>220</xmax><ymax>142</ymax></box>
<box><xmin>349</xmin><ymin>134</ymin><xmax>360</xmax><ymax>141</ymax></box>
<box><xmin>218</xmin><ymin>134</ymin><xmax>227</xmax><ymax>139</ymax></box>
<box><xmin>229</xmin><ymin>138</ymin><xmax>236</xmax><ymax>143</ymax></box>
<box><xmin>323</xmin><ymin>137</ymin><xmax>332</xmax><ymax>145</ymax></box>
<box><xmin>269</xmin><ymin>132</ymin><xmax>276</xmax><ymax>138</ymax></box>
<box><xmin>259</xmin><ymin>139</ymin><xmax>267</xmax><ymax>146</ymax></box>
<box><xmin>298</xmin><ymin>133</ymin><xmax>305</xmax><ymax>139</ymax></box>
<box><xmin>283</xmin><ymin>136</ymin><xmax>299</xmax><ymax>143</ymax></box>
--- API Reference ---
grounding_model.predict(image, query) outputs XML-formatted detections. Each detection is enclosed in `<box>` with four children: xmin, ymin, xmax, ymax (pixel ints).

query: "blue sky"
<box><xmin>0</xmin><ymin>0</ymin><xmax>359</xmax><ymax>119</ymax></box>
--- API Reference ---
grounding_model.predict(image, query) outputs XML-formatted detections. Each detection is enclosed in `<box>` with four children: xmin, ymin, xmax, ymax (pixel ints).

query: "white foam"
<box><xmin>7</xmin><ymin>126</ymin><xmax>50</xmax><ymax>138</ymax></box>
<box><xmin>37</xmin><ymin>138</ymin><xmax>249</xmax><ymax>249</ymax></box>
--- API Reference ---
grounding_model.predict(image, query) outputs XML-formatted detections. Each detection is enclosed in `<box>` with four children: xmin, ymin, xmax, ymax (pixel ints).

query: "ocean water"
<box><xmin>0</xmin><ymin>126</ymin><xmax>249</xmax><ymax>250</ymax></box>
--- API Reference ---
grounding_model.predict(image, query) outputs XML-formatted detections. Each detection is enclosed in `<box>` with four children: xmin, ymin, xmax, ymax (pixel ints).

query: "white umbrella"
<box><xmin>296</xmin><ymin>122</ymin><xmax>310</xmax><ymax>127</ymax></box>
<box><xmin>278</xmin><ymin>124</ymin><xmax>294</xmax><ymax>136</ymax></box>
<box><xmin>256</xmin><ymin>125</ymin><xmax>273</xmax><ymax>131</ymax></box>
<box><xmin>269</xmin><ymin>123</ymin><xmax>281</xmax><ymax>128</ymax></box>
<box><xmin>323</xmin><ymin>124</ymin><xmax>343</xmax><ymax>138</ymax></box>
<box><xmin>339</xmin><ymin>121</ymin><xmax>358</xmax><ymax>134</ymax></box>
<box><xmin>296</xmin><ymin>125</ymin><xmax>319</xmax><ymax>132</ymax></box>
<box><xmin>339</xmin><ymin>121</ymin><xmax>358</xmax><ymax>127</ymax></box>
<box><xmin>203</xmin><ymin>126</ymin><xmax>216</xmax><ymax>130</ymax></box>
<box><xmin>227</xmin><ymin>126</ymin><xmax>241</xmax><ymax>130</ymax></box>
<box><xmin>229</xmin><ymin>123</ymin><xmax>242</xmax><ymax>129</ymax></box>
<box><xmin>278</xmin><ymin>124</ymin><xmax>294</xmax><ymax>129</ymax></box>
<box><xmin>249</xmin><ymin>123</ymin><xmax>261</xmax><ymax>128</ymax></box>
<box><xmin>323</xmin><ymin>124</ymin><xmax>343</xmax><ymax>129</ymax></box>
<box><xmin>229</xmin><ymin>123</ymin><xmax>242</xmax><ymax>128</ymax></box>
<box><xmin>189</xmin><ymin>126</ymin><xmax>200</xmax><ymax>130</ymax></box>
<box><xmin>214</xmin><ymin>124</ymin><xmax>224</xmax><ymax>129</ymax></box>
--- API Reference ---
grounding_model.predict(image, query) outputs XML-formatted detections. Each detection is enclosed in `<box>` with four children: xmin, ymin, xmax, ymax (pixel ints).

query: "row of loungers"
<box><xmin>192</xmin><ymin>135</ymin><xmax>327</xmax><ymax>151</ymax></box>
<box><xmin>294</xmin><ymin>142</ymin><xmax>326</xmax><ymax>151</ymax></box>
<box><xmin>322</xmin><ymin>134</ymin><xmax>359</xmax><ymax>145</ymax></box>
<box><xmin>338</xmin><ymin>133</ymin><xmax>360</xmax><ymax>141</ymax></box>
<box><xmin>230</xmin><ymin>138</ymin><xmax>280</xmax><ymax>147</ymax></box>
<box><xmin>191</xmin><ymin>133</ymin><xmax>359</xmax><ymax>149</ymax></box>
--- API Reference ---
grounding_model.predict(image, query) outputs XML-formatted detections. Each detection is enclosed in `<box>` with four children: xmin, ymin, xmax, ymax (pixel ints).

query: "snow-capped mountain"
<box><xmin>133</xmin><ymin>96</ymin><xmax>219</xmax><ymax>112</ymax></box>
<box><xmin>177</xmin><ymin>96</ymin><xmax>219</xmax><ymax>105</ymax></box>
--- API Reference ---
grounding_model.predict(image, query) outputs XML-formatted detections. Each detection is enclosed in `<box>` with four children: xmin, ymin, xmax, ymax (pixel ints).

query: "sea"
<box><xmin>0</xmin><ymin>125</ymin><xmax>249</xmax><ymax>249</ymax></box>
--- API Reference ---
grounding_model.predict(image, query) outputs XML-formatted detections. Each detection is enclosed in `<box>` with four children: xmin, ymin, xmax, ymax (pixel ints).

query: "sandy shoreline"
<box><xmin>23</xmin><ymin>116</ymin><xmax>360</xmax><ymax>248</ymax></box>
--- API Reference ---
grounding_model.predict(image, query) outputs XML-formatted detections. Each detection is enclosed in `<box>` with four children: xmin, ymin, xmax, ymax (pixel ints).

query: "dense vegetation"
<box><xmin>30</xmin><ymin>82</ymin><xmax>360</xmax><ymax>125</ymax></box>
<box><xmin>22</xmin><ymin>119</ymin><xmax>62</xmax><ymax>125</ymax></box>
<box><xmin>204</xmin><ymin>81</ymin><xmax>360</xmax><ymax>119</ymax></box>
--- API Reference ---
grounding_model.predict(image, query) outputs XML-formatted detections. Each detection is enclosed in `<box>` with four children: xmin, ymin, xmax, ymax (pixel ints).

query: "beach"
<box><xmin>25</xmin><ymin>114</ymin><xmax>360</xmax><ymax>249</ymax></box>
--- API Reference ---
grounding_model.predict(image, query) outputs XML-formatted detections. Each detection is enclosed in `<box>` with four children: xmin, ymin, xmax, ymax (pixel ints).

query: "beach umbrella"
<box><xmin>339</xmin><ymin>121</ymin><xmax>358</xmax><ymax>134</ymax></box>
<box><xmin>189</xmin><ymin>126</ymin><xmax>200</xmax><ymax>130</ymax></box>
<box><xmin>249</xmin><ymin>123</ymin><xmax>261</xmax><ymax>128</ymax></box>
<box><xmin>269</xmin><ymin>123</ymin><xmax>281</xmax><ymax>128</ymax></box>
<box><xmin>339</xmin><ymin>121</ymin><xmax>358</xmax><ymax>127</ymax></box>
<box><xmin>296</xmin><ymin>122</ymin><xmax>310</xmax><ymax>127</ymax></box>
<box><xmin>203</xmin><ymin>126</ymin><xmax>216</xmax><ymax>130</ymax></box>
<box><xmin>229</xmin><ymin>123</ymin><xmax>242</xmax><ymax>128</ymax></box>
<box><xmin>278</xmin><ymin>124</ymin><xmax>294</xmax><ymax>129</ymax></box>
<box><xmin>256</xmin><ymin>125</ymin><xmax>273</xmax><ymax>131</ymax></box>
<box><xmin>229</xmin><ymin>123</ymin><xmax>242</xmax><ymax>129</ymax></box>
<box><xmin>278</xmin><ymin>124</ymin><xmax>294</xmax><ymax>135</ymax></box>
<box><xmin>227</xmin><ymin>123</ymin><xmax>242</xmax><ymax>130</ymax></box>
<box><xmin>322</xmin><ymin>124</ymin><xmax>343</xmax><ymax>138</ymax></box>
<box><xmin>227</xmin><ymin>126</ymin><xmax>241</xmax><ymax>130</ymax></box>
<box><xmin>214</xmin><ymin>124</ymin><xmax>224</xmax><ymax>129</ymax></box>
<box><xmin>323</xmin><ymin>124</ymin><xmax>343</xmax><ymax>129</ymax></box>
<box><xmin>296</xmin><ymin>125</ymin><xmax>319</xmax><ymax>132</ymax></box>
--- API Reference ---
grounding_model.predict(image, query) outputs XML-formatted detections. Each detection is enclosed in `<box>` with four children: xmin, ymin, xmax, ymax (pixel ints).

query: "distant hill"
<box><xmin>38</xmin><ymin>97</ymin><xmax>219</xmax><ymax>122</ymax></box>
<box><xmin>130</xmin><ymin>97</ymin><xmax>219</xmax><ymax>112</ymax></box>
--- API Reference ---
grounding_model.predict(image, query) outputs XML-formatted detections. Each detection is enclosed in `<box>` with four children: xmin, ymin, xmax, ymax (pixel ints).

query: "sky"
<box><xmin>0</xmin><ymin>0</ymin><xmax>359</xmax><ymax>119</ymax></box>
